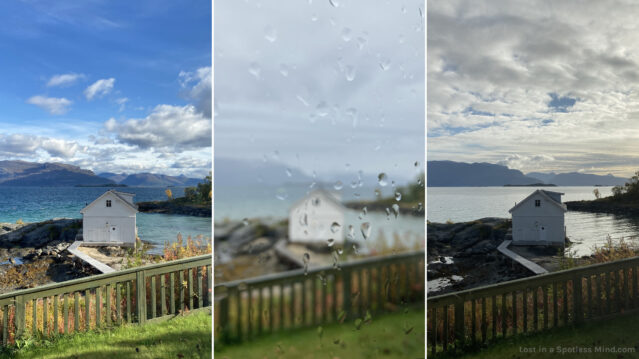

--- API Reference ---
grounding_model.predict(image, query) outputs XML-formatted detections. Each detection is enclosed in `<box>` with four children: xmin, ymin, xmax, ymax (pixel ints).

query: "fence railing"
<box><xmin>214</xmin><ymin>250</ymin><xmax>425</xmax><ymax>343</ymax></box>
<box><xmin>428</xmin><ymin>255</ymin><xmax>639</xmax><ymax>356</ymax></box>
<box><xmin>0</xmin><ymin>254</ymin><xmax>212</xmax><ymax>346</ymax></box>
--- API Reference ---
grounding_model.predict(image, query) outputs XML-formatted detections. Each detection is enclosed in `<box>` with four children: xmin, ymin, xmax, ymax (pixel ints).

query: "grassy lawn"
<box><xmin>450</xmin><ymin>311</ymin><xmax>639</xmax><ymax>359</ymax></box>
<box><xmin>215</xmin><ymin>307</ymin><xmax>425</xmax><ymax>359</ymax></box>
<box><xmin>1</xmin><ymin>309</ymin><xmax>212</xmax><ymax>359</ymax></box>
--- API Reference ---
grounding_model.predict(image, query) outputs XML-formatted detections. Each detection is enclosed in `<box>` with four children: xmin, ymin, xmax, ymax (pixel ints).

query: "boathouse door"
<box><xmin>539</xmin><ymin>226</ymin><xmax>547</xmax><ymax>243</ymax></box>
<box><xmin>109</xmin><ymin>225</ymin><xmax>119</xmax><ymax>242</ymax></box>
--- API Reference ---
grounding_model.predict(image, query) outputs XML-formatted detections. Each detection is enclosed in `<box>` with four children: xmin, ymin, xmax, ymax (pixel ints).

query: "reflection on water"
<box><xmin>428</xmin><ymin>186</ymin><xmax>639</xmax><ymax>256</ymax></box>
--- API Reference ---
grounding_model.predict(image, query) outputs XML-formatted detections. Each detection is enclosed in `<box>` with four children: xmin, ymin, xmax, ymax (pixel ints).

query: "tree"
<box><xmin>593</xmin><ymin>188</ymin><xmax>601</xmax><ymax>199</ymax></box>
<box><xmin>165</xmin><ymin>188</ymin><xmax>173</xmax><ymax>200</ymax></box>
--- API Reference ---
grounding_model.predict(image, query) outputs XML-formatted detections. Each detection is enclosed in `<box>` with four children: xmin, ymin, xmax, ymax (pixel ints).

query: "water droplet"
<box><xmin>280</xmin><ymin>64</ymin><xmax>289</xmax><ymax>77</ymax></box>
<box><xmin>328</xmin><ymin>0</ymin><xmax>339</xmax><ymax>8</ymax></box>
<box><xmin>299</xmin><ymin>213</ymin><xmax>308</xmax><ymax>226</ymax></box>
<box><xmin>345</xmin><ymin>65</ymin><xmax>356</xmax><ymax>81</ymax></box>
<box><xmin>392</xmin><ymin>204</ymin><xmax>400</xmax><ymax>219</ymax></box>
<box><xmin>296</xmin><ymin>95</ymin><xmax>310</xmax><ymax>107</ymax></box>
<box><xmin>331</xmin><ymin>222</ymin><xmax>341</xmax><ymax>233</ymax></box>
<box><xmin>312</xmin><ymin>197</ymin><xmax>321</xmax><ymax>206</ymax></box>
<box><xmin>242</xmin><ymin>218</ymin><xmax>249</xmax><ymax>226</ymax></box>
<box><xmin>398</xmin><ymin>34</ymin><xmax>405</xmax><ymax>44</ymax></box>
<box><xmin>264</xmin><ymin>25</ymin><xmax>277</xmax><ymax>42</ymax></box>
<box><xmin>356</xmin><ymin>36</ymin><xmax>367</xmax><ymax>50</ymax></box>
<box><xmin>363</xmin><ymin>206</ymin><xmax>368</xmax><ymax>215</ymax></box>
<box><xmin>374</xmin><ymin>189</ymin><xmax>381</xmax><ymax>197</ymax></box>
<box><xmin>303</xmin><ymin>253</ymin><xmax>310</xmax><ymax>275</ymax></box>
<box><xmin>311</xmin><ymin>13</ymin><xmax>318</xmax><ymax>21</ymax></box>
<box><xmin>248</xmin><ymin>62</ymin><xmax>261</xmax><ymax>78</ymax></box>
<box><xmin>354</xmin><ymin>318</ymin><xmax>363</xmax><ymax>330</ymax></box>
<box><xmin>385</xmin><ymin>207</ymin><xmax>390</xmax><ymax>218</ymax></box>
<box><xmin>285</xmin><ymin>168</ymin><xmax>292</xmax><ymax>177</ymax></box>
<box><xmin>361</xmin><ymin>222</ymin><xmax>371</xmax><ymax>240</ymax></box>
<box><xmin>395</xmin><ymin>192</ymin><xmax>402</xmax><ymax>201</ymax></box>
<box><xmin>414</xmin><ymin>161</ymin><xmax>419</xmax><ymax>167</ymax></box>
<box><xmin>316</xmin><ymin>101</ymin><xmax>329</xmax><ymax>117</ymax></box>
<box><xmin>378</xmin><ymin>173</ymin><xmax>388</xmax><ymax>186</ymax></box>
<box><xmin>341</xmin><ymin>27</ymin><xmax>352</xmax><ymax>42</ymax></box>
<box><xmin>276</xmin><ymin>190</ymin><xmax>288</xmax><ymax>201</ymax></box>
<box><xmin>337</xmin><ymin>248</ymin><xmax>343</xmax><ymax>255</ymax></box>
<box><xmin>346</xmin><ymin>225</ymin><xmax>355</xmax><ymax>240</ymax></box>
<box><xmin>379</xmin><ymin>58</ymin><xmax>391</xmax><ymax>71</ymax></box>
<box><xmin>352</xmin><ymin>244</ymin><xmax>359</xmax><ymax>254</ymax></box>
<box><xmin>418</xmin><ymin>202</ymin><xmax>423</xmax><ymax>211</ymax></box>
<box><xmin>327</xmin><ymin>238</ymin><xmax>335</xmax><ymax>247</ymax></box>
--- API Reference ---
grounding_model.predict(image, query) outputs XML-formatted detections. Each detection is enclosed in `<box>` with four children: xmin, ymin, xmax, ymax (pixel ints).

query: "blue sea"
<box><xmin>0</xmin><ymin>187</ymin><xmax>212</xmax><ymax>253</ymax></box>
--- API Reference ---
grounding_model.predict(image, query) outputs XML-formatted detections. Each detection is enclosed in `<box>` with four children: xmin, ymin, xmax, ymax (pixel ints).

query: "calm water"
<box><xmin>428</xmin><ymin>186</ymin><xmax>639</xmax><ymax>256</ymax></box>
<box><xmin>215</xmin><ymin>183</ymin><xmax>424</xmax><ymax>250</ymax></box>
<box><xmin>0</xmin><ymin>187</ymin><xmax>212</xmax><ymax>253</ymax></box>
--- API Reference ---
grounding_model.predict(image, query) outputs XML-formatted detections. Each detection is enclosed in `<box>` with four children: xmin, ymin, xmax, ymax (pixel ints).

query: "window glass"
<box><xmin>214</xmin><ymin>0</ymin><xmax>425</xmax><ymax>355</ymax></box>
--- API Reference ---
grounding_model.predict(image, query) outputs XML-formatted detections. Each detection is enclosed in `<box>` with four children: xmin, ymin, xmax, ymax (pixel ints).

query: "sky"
<box><xmin>0</xmin><ymin>0</ymin><xmax>211</xmax><ymax>178</ymax></box>
<box><xmin>428</xmin><ymin>0</ymin><xmax>639</xmax><ymax>178</ymax></box>
<box><xmin>214</xmin><ymin>0</ymin><xmax>425</xmax><ymax>183</ymax></box>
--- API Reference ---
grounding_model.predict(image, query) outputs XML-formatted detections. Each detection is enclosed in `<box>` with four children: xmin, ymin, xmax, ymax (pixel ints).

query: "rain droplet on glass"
<box><xmin>378</xmin><ymin>173</ymin><xmax>388</xmax><ymax>186</ymax></box>
<box><xmin>264</xmin><ymin>25</ymin><xmax>277</xmax><ymax>42</ymax></box>
<box><xmin>331</xmin><ymin>222</ymin><xmax>341</xmax><ymax>233</ymax></box>
<box><xmin>361</xmin><ymin>222</ymin><xmax>371</xmax><ymax>240</ymax></box>
<box><xmin>392</xmin><ymin>204</ymin><xmax>400</xmax><ymax>218</ymax></box>
<box><xmin>242</xmin><ymin>218</ymin><xmax>249</xmax><ymax>226</ymax></box>
<box><xmin>285</xmin><ymin>168</ymin><xmax>292</xmax><ymax>177</ymax></box>
<box><xmin>333</xmin><ymin>180</ymin><xmax>343</xmax><ymax>190</ymax></box>
<box><xmin>379</xmin><ymin>58</ymin><xmax>391</xmax><ymax>71</ymax></box>
<box><xmin>316</xmin><ymin>101</ymin><xmax>329</xmax><ymax>117</ymax></box>
<box><xmin>248</xmin><ymin>62</ymin><xmax>261</xmax><ymax>79</ymax></box>
<box><xmin>327</xmin><ymin>238</ymin><xmax>335</xmax><ymax>247</ymax></box>
<box><xmin>280</xmin><ymin>64</ymin><xmax>289</xmax><ymax>77</ymax></box>
<box><xmin>395</xmin><ymin>192</ymin><xmax>402</xmax><ymax>201</ymax></box>
<box><xmin>345</xmin><ymin>65</ymin><xmax>356</xmax><ymax>81</ymax></box>
<box><xmin>329</xmin><ymin>0</ymin><xmax>339</xmax><ymax>8</ymax></box>
<box><xmin>341</xmin><ymin>27</ymin><xmax>352</xmax><ymax>42</ymax></box>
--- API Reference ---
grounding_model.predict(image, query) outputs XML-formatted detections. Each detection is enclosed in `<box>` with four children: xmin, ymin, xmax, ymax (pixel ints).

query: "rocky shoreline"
<box><xmin>0</xmin><ymin>218</ymin><xmax>100</xmax><ymax>294</ymax></box>
<box><xmin>565</xmin><ymin>198</ymin><xmax>639</xmax><ymax>216</ymax></box>
<box><xmin>137</xmin><ymin>199</ymin><xmax>211</xmax><ymax>217</ymax></box>
<box><xmin>427</xmin><ymin>218</ymin><xmax>533</xmax><ymax>296</ymax></box>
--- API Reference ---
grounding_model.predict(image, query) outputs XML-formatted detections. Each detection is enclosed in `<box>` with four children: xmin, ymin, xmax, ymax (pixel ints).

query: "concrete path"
<box><xmin>67</xmin><ymin>241</ymin><xmax>116</xmax><ymax>274</ymax></box>
<box><xmin>497</xmin><ymin>240</ymin><xmax>548</xmax><ymax>275</ymax></box>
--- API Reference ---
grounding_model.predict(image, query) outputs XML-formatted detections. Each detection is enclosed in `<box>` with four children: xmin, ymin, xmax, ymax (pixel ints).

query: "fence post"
<box><xmin>343</xmin><ymin>269</ymin><xmax>352</xmax><ymax>320</ymax></box>
<box><xmin>573</xmin><ymin>276</ymin><xmax>583</xmax><ymax>324</ymax></box>
<box><xmin>454</xmin><ymin>300</ymin><xmax>464</xmax><ymax>348</ymax></box>
<box><xmin>14</xmin><ymin>295</ymin><xmax>25</xmax><ymax>338</ymax></box>
<box><xmin>136</xmin><ymin>270</ymin><xmax>147</xmax><ymax>324</ymax></box>
<box><xmin>219</xmin><ymin>293</ymin><xmax>230</xmax><ymax>342</ymax></box>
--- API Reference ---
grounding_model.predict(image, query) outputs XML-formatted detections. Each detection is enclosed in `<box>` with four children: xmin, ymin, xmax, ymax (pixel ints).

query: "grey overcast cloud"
<box><xmin>428</xmin><ymin>0</ymin><xmax>639</xmax><ymax>177</ymax></box>
<box><xmin>214</xmin><ymin>0</ymin><xmax>425</xmax><ymax>182</ymax></box>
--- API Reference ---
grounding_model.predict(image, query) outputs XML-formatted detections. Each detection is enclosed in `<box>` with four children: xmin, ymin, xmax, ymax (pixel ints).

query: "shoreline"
<box><xmin>137</xmin><ymin>198</ymin><xmax>211</xmax><ymax>217</ymax></box>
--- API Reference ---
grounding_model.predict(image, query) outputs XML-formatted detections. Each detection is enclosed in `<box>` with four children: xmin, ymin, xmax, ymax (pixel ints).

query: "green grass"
<box><xmin>449</xmin><ymin>311</ymin><xmax>639</xmax><ymax>358</ymax></box>
<box><xmin>2</xmin><ymin>309</ymin><xmax>212</xmax><ymax>359</ymax></box>
<box><xmin>215</xmin><ymin>307</ymin><xmax>425</xmax><ymax>359</ymax></box>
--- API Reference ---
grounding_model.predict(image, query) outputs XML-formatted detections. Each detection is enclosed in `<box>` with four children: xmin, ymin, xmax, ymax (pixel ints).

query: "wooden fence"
<box><xmin>214</xmin><ymin>250</ymin><xmax>425</xmax><ymax>343</ymax></box>
<box><xmin>428</xmin><ymin>255</ymin><xmax>639</xmax><ymax>356</ymax></box>
<box><xmin>0</xmin><ymin>254</ymin><xmax>211</xmax><ymax>346</ymax></box>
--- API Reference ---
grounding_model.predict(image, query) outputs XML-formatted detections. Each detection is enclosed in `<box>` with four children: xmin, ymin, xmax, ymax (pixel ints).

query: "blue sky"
<box><xmin>0</xmin><ymin>1</ymin><xmax>211</xmax><ymax>177</ymax></box>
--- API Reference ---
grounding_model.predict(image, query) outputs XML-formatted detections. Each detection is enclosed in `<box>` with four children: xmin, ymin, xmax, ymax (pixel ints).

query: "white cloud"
<box><xmin>26</xmin><ymin>95</ymin><xmax>72</xmax><ymax>115</ymax></box>
<box><xmin>179</xmin><ymin>67</ymin><xmax>211</xmax><ymax>117</ymax></box>
<box><xmin>427</xmin><ymin>0</ymin><xmax>639</xmax><ymax>176</ymax></box>
<box><xmin>46</xmin><ymin>73</ymin><xmax>85</xmax><ymax>87</ymax></box>
<box><xmin>84</xmin><ymin>78</ymin><xmax>115</xmax><ymax>100</ymax></box>
<box><xmin>0</xmin><ymin>134</ymin><xmax>82</xmax><ymax>158</ymax></box>
<box><xmin>116</xmin><ymin>97</ymin><xmax>129</xmax><ymax>111</ymax></box>
<box><xmin>105</xmin><ymin>104</ymin><xmax>211</xmax><ymax>150</ymax></box>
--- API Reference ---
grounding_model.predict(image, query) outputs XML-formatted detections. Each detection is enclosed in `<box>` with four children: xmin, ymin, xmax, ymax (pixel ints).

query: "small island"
<box><xmin>503</xmin><ymin>183</ymin><xmax>557</xmax><ymax>187</ymax></box>
<box><xmin>136</xmin><ymin>173</ymin><xmax>211</xmax><ymax>217</ymax></box>
<box><xmin>75</xmin><ymin>183</ymin><xmax>128</xmax><ymax>187</ymax></box>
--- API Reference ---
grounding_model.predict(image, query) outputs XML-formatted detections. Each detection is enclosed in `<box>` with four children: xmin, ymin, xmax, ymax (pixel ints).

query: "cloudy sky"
<box><xmin>428</xmin><ymin>0</ymin><xmax>639</xmax><ymax>177</ymax></box>
<box><xmin>0</xmin><ymin>1</ymin><xmax>211</xmax><ymax>177</ymax></box>
<box><xmin>214</xmin><ymin>0</ymin><xmax>425</xmax><ymax>183</ymax></box>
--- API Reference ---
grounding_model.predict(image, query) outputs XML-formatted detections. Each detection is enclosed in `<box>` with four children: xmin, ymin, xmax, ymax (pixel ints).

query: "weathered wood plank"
<box><xmin>170</xmin><ymin>272</ymin><xmax>175</xmax><ymax>315</ymax></box>
<box><xmin>85</xmin><ymin>289</ymin><xmax>90</xmax><ymax>331</ymax></box>
<box><xmin>63</xmin><ymin>293</ymin><xmax>69</xmax><ymax>334</ymax></box>
<box><xmin>151</xmin><ymin>276</ymin><xmax>156</xmax><ymax>319</ymax></box>
<box><xmin>54</xmin><ymin>294</ymin><xmax>59</xmax><ymax>334</ymax></box>
<box><xmin>74</xmin><ymin>292</ymin><xmax>80</xmax><ymax>332</ymax></box>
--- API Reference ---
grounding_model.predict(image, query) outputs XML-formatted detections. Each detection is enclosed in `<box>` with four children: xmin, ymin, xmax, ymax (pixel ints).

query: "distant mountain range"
<box><xmin>428</xmin><ymin>161</ymin><xmax>628</xmax><ymax>187</ymax></box>
<box><xmin>0</xmin><ymin>160</ymin><xmax>202</xmax><ymax>187</ymax></box>
<box><xmin>215</xmin><ymin>157</ymin><xmax>413</xmax><ymax>187</ymax></box>
<box><xmin>100</xmin><ymin>173</ymin><xmax>201</xmax><ymax>187</ymax></box>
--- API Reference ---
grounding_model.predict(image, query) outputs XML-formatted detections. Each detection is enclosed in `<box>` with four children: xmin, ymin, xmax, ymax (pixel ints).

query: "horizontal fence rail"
<box><xmin>213</xmin><ymin>250</ymin><xmax>425</xmax><ymax>343</ymax></box>
<box><xmin>427</xmin><ymin>255</ymin><xmax>639</xmax><ymax>356</ymax></box>
<box><xmin>0</xmin><ymin>254</ymin><xmax>212</xmax><ymax>346</ymax></box>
